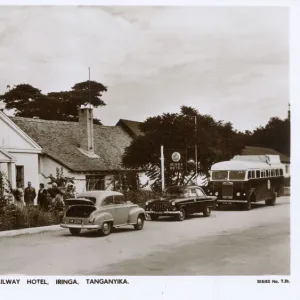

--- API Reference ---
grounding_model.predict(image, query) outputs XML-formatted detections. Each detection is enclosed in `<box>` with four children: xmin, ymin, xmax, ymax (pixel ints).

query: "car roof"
<box><xmin>76</xmin><ymin>190</ymin><xmax>123</xmax><ymax>198</ymax></box>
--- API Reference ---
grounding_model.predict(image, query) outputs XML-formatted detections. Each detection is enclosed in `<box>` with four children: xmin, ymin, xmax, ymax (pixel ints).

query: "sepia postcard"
<box><xmin>0</xmin><ymin>0</ymin><xmax>298</xmax><ymax>299</ymax></box>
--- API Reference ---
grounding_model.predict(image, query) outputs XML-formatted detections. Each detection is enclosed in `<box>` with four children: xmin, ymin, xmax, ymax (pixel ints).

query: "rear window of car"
<box><xmin>77</xmin><ymin>196</ymin><xmax>96</xmax><ymax>204</ymax></box>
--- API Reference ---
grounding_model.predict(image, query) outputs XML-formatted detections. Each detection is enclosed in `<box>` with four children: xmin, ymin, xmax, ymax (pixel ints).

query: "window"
<box><xmin>275</xmin><ymin>169</ymin><xmax>279</xmax><ymax>176</ymax></box>
<box><xmin>86</xmin><ymin>175</ymin><xmax>105</xmax><ymax>191</ymax></box>
<box><xmin>212</xmin><ymin>171</ymin><xmax>228</xmax><ymax>180</ymax></box>
<box><xmin>252</xmin><ymin>170</ymin><xmax>255</xmax><ymax>178</ymax></box>
<box><xmin>248</xmin><ymin>171</ymin><xmax>252</xmax><ymax>179</ymax></box>
<box><xmin>266</xmin><ymin>170</ymin><xmax>270</xmax><ymax>177</ymax></box>
<box><xmin>16</xmin><ymin>166</ymin><xmax>24</xmax><ymax>189</ymax></box>
<box><xmin>280</xmin><ymin>169</ymin><xmax>284</xmax><ymax>176</ymax></box>
<box><xmin>271</xmin><ymin>169</ymin><xmax>275</xmax><ymax>177</ymax></box>
<box><xmin>103</xmin><ymin>196</ymin><xmax>114</xmax><ymax>206</ymax></box>
<box><xmin>260</xmin><ymin>170</ymin><xmax>264</xmax><ymax>178</ymax></box>
<box><xmin>256</xmin><ymin>170</ymin><xmax>260</xmax><ymax>178</ymax></box>
<box><xmin>229</xmin><ymin>171</ymin><xmax>246</xmax><ymax>180</ymax></box>
<box><xmin>285</xmin><ymin>165</ymin><xmax>289</xmax><ymax>174</ymax></box>
<box><xmin>189</xmin><ymin>188</ymin><xmax>197</xmax><ymax>197</ymax></box>
<box><xmin>196</xmin><ymin>188</ymin><xmax>205</xmax><ymax>197</ymax></box>
<box><xmin>114</xmin><ymin>195</ymin><xmax>126</xmax><ymax>204</ymax></box>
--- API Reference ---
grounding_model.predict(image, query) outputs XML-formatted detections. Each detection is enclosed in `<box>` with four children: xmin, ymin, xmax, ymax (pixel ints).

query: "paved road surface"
<box><xmin>0</xmin><ymin>197</ymin><xmax>290</xmax><ymax>275</ymax></box>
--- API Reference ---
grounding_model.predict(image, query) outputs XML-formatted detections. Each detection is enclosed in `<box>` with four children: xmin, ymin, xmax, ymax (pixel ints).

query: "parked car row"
<box><xmin>60</xmin><ymin>186</ymin><xmax>217</xmax><ymax>236</ymax></box>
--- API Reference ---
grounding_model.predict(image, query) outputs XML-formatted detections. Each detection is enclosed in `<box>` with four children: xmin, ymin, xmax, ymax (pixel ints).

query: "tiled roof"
<box><xmin>242</xmin><ymin>146</ymin><xmax>290</xmax><ymax>164</ymax></box>
<box><xmin>11</xmin><ymin>117</ymin><xmax>133</xmax><ymax>172</ymax></box>
<box><xmin>116</xmin><ymin>119</ymin><xmax>144</xmax><ymax>138</ymax></box>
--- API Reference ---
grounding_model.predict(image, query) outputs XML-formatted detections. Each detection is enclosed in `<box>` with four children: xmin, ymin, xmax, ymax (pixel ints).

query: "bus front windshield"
<box><xmin>229</xmin><ymin>171</ymin><xmax>246</xmax><ymax>180</ymax></box>
<box><xmin>211</xmin><ymin>171</ymin><xmax>228</xmax><ymax>180</ymax></box>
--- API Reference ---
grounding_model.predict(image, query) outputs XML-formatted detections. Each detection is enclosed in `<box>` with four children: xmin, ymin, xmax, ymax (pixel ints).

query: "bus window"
<box><xmin>248</xmin><ymin>171</ymin><xmax>252</xmax><ymax>179</ymax></box>
<box><xmin>271</xmin><ymin>169</ymin><xmax>275</xmax><ymax>177</ymax></box>
<box><xmin>229</xmin><ymin>171</ymin><xmax>246</xmax><ymax>180</ymax></box>
<box><xmin>252</xmin><ymin>170</ymin><xmax>255</xmax><ymax>178</ymax></box>
<box><xmin>276</xmin><ymin>169</ymin><xmax>279</xmax><ymax>176</ymax></box>
<box><xmin>212</xmin><ymin>171</ymin><xmax>228</xmax><ymax>180</ymax></box>
<box><xmin>280</xmin><ymin>169</ymin><xmax>283</xmax><ymax>176</ymax></box>
<box><xmin>256</xmin><ymin>170</ymin><xmax>260</xmax><ymax>178</ymax></box>
<box><xmin>266</xmin><ymin>170</ymin><xmax>270</xmax><ymax>177</ymax></box>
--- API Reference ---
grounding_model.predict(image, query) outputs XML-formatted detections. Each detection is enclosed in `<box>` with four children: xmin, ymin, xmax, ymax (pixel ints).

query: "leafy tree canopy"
<box><xmin>122</xmin><ymin>105</ymin><xmax>246</xmax><ymax>189</ymax></box>
<box><xmin>0</xmin><ymin>81</ymin><xmax>107</xmax><ymax>124</ymax></box>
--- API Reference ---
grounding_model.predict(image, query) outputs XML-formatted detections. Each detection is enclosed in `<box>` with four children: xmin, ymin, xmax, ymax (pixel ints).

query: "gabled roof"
<box><xmin>116</xmin><ymin>119</ymin><xmax>144</xmax><ymax>138</ymax></box>
<box><xmin>11</xmin><ymin>117</ymin><xmax>133</xmax><ymax>172</ymax></box>
<box><xmin>242</xmin><ymin>146</ymin><xmax>290</xmax><ymax>164</ymax></box>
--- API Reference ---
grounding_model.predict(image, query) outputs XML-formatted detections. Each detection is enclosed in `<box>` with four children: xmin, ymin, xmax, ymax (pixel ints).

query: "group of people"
<box><xmin>14</xmin><ymin>181</ymin><xmax>64</xmax><ymax>210</ymax></box>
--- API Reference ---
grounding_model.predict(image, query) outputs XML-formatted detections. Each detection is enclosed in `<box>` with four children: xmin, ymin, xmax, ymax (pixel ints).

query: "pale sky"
<box><xmin>0</xmin><ymin>6</ymin><xmax>289</xmax><ymax>131</ymax></box>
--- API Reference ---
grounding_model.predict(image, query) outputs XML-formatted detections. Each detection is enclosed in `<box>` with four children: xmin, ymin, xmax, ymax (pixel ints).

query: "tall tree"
<box><xmin>122</xmin><ymin>106</ymin><xmax>245</xmax><ymax>190</ymax></box>
<box><xmin>248</xmin><ymin>117</ymin><xmax>290</xmax><ymax>156</ymax></box>
<box><xmin>0</xmin><ymin>81</ymin><xmax>107</xmax><ymax>124</ymax></box>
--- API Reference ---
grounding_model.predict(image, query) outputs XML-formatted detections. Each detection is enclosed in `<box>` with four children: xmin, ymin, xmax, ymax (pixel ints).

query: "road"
<box><xmin>0</xmin><ymin>196</ymin><xmax>290</xmax><ymax>276</ymax></box>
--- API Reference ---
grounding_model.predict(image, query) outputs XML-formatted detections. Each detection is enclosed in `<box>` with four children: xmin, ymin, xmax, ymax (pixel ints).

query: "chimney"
<box><xmin>78</xmin><ymin>104</ymin><xmax>94</xmax><ymax>155</ymax></box>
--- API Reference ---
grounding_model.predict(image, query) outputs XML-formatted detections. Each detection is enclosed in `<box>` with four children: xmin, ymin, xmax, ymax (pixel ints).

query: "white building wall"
<box><xmin>9</xmin><ymin>152</ymin><xmax>40</xmax><ymax>204</ymax></box>
<box><xmin>40</xmin><ymin>155</ymin><xmax>86</xmax><ymax>193</ymax></box>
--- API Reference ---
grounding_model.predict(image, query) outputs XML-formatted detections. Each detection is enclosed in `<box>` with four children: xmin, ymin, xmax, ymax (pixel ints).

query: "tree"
<box><xmin>247</xmin><ymin>117</ymin><xmax>290</xmax><ymax>156</ymax></box>
<box><xmin>122</xmin><ymin>106</ymin><xmax>246</xmax><ymax>190</ymax></box>
<box><xmin>0</xmin><ymin>80</ymin><xmax>107</xmax><ymax>124</ymax></box>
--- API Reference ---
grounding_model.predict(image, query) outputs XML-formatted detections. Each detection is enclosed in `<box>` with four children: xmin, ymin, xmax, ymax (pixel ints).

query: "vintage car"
<box><xmin>60</xmin><ymin>191</ymin><xmax>147</xmax><ymax>236</ymax></box>
<box><xmin>145</xmin><ymin>185</ymin><xmax>217</xmax><ymax>221</ymax></box>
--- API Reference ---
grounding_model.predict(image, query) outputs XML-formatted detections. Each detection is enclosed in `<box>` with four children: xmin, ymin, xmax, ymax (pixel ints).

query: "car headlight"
<box><xmin>243</xmin><ymin>193</ymin><xmax>246</xmax><ymax>196</ymax></box>
<box><xmin>171</xmin><ymin>201</ymin><xmax>175</xmax><ymax>206</ymax></box>
<box><xmin>215</xmin><ymin>192</ymin><xmax>219</xmax><ymax>196</ymax></box>
<box><xmin>145</xmin><ymin>201</ymin><xmax>149</xmax><ymax>206</ymax></box>
<box><xmin>236</xmin><ymin>192</ymin><xmax>240</xmax><ymax>196</ymax></box>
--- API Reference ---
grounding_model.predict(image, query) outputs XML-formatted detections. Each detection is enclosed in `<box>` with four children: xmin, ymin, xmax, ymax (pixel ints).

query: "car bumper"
<box><xmin>146</xmin><ymin>211</ymin><xmax>180</xmax><ymax>215</ymax></box>
<box><xmin>217</xmin><ymin>199</ymin><xmax>247</xmax><ymax>204</ymax></box>
<box><xmin>60</xmin><ymin>224</ymin><xmax>100</xmax><ymax>229</ymax></box>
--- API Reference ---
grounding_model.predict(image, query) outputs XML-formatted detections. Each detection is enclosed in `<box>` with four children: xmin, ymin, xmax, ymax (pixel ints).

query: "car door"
<box><xmin>101</xmin><ymin>196</ymin><xmax>115</xmax><ymax>219</ymax></box>
<box><xmin>188</xmin><ymin>188</ymin><xmax>198</xmax><ymax>214</ymax></box>
<box><xmin>114</xmin><ymin>195</ymin><xmax>131</xmax><ymax>225</ymax></box>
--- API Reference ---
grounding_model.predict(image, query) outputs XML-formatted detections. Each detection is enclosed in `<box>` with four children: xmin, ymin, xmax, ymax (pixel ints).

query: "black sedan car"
<box><xmin>145</xmin><ymin>185</ymin><xmax>217</xmax><ymax>221</ymax></box>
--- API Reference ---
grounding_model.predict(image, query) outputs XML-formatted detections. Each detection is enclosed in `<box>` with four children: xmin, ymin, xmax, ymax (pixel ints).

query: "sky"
<box><xmin>0</xmin><ymin>5</ymin><xmax>289</xmax><ymax>131</ymax></box>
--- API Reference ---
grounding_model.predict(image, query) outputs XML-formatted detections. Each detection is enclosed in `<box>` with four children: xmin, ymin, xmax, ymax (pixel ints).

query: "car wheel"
<box><xmin>176</xmin><ymin>207</ymin><xmax>186</xmax><ymax>221</ymax></box>
<box><xmin>99</xmin><ymin>222</ymin><xmax>112</xmax><ymax>236</ymax></box>
<box><xmin>244</xmin><ymin>200</ymin><xmax>252</xmax><ymax>211</ymax></box>
<box><xmin>203</xmin><ymin>206</ymin><xmax>211</xmax><ymax>217</ymax></box>
<box><xmin>69</xmin><ymin>228</ymin><xmax>81</xmax><ymax>236</ymax></box>
<box><xmin>134</xmin><ymin>215</ymin><xmax>144</xmax><ymax>230</ymax></box>
<box><xmin>149</xmin><ymin>215</ymin><xmax>159</xmax><ymax>221</ymax></box>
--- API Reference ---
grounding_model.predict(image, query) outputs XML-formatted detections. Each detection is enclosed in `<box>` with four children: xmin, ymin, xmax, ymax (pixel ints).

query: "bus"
<box><xmin>205</xmin><ymin>155</ymin><xmax>285</xmax><ymax>210</ymax></box>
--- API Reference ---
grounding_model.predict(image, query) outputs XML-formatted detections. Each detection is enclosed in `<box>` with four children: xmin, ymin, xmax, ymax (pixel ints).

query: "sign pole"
<box><xmin>161</xmin><ymin>145</ymin><xmax>165</xmax><ymax>191</ymax></box>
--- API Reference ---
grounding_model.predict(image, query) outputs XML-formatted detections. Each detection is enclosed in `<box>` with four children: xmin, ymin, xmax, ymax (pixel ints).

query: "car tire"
<box><xmin>203</xmin><ymin>206</ymin><xmax>211</xmax><ymax>217</ymax></box>
<box><xmin>176</xmin><ymin>207</ymin><xmax>186</xmax><ymax>221</ymax></box>
<box><xmin>244</xmin><ymin>200</ymin><xmax>252</xmax><ymax>211</ymax></box>
<box><xmin>99</xmin><ymin>222</ymin><xmax>112</xmax><ymax>236</ymax></box>
<box><xmin>149</xmin><ymin>215</ymin><xmax>159</xmax><ymax>221</ymax></box>
<box><xmin>134</xmin><ymin>215</ymin><xmax>144</xmax><ymax>230</ymax></box>
<box><xmin>69</xmin><ymin>228</ymin><xmax>81</xmax><ymax>236</ymax></box>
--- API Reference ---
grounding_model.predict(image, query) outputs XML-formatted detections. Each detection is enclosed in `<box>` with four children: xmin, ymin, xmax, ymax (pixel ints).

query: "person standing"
<box><xmin>14</xmin><ymin>183</ymin><xmax>25</xmax><ymax>209</ymax></box>
<box><xmin>37</xmin><ymin>183</ymin><xmax>48</xmax><ymax>210</ymax></box>
<box><xmin>24</xmin><ymin>181</ymin><xmax>36</xmax><ymax>206</ymax></box>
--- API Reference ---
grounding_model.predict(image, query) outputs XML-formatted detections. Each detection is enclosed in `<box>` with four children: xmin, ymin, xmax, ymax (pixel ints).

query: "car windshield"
<box><xmin>229</xmin><ymin>171</ymin><xmax>246</xmax><ymax>180</ymax></box>
<box><xmin>211</xmin><ymin>171</ymin><xmax>228</xmax><ymax>180</ymax></box>
<box><xmin>164</xmin><ymin>186</ymin><xmax>188</xmax><ymax>197</ymax></box>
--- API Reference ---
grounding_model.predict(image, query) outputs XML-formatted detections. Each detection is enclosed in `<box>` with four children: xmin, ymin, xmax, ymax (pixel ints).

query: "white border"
<box><xmin>0</xmin><ymin>0</ymin><xmax>298</xmax><ymax>299</ymax></box>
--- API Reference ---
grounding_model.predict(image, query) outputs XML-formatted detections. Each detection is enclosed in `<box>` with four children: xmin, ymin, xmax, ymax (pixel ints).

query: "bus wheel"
<box><xmin>266</xmin><ymin>193</ymin><xmax>276</xmax><ymax>206</ymax></box>
<box><xmin>244</xmin><ymin>200</ymin><xmax>252</xmax><ymax>211</ymax></box>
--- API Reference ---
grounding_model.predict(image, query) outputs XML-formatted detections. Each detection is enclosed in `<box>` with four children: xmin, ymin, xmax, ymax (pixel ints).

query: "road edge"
<box><xmin>0</xmin><ymin>225</ymin><xmax>64</xmax><ymax>238</ymax></box>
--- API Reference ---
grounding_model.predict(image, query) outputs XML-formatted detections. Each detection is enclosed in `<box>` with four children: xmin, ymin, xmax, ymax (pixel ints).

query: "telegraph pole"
<box><xmin>195</xmin><ymin>116</ymin><xmax>198</xmax><ymax>180</ymax></box>
<box><xmin>88</xmin><ymin>67</ymin><xmax>91</xmax><ymax>105</ymax></box>
<box><xmin>161</xmin><ymin>145</ymin><xmax>165</xmax><ymax>191</ymax></box>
